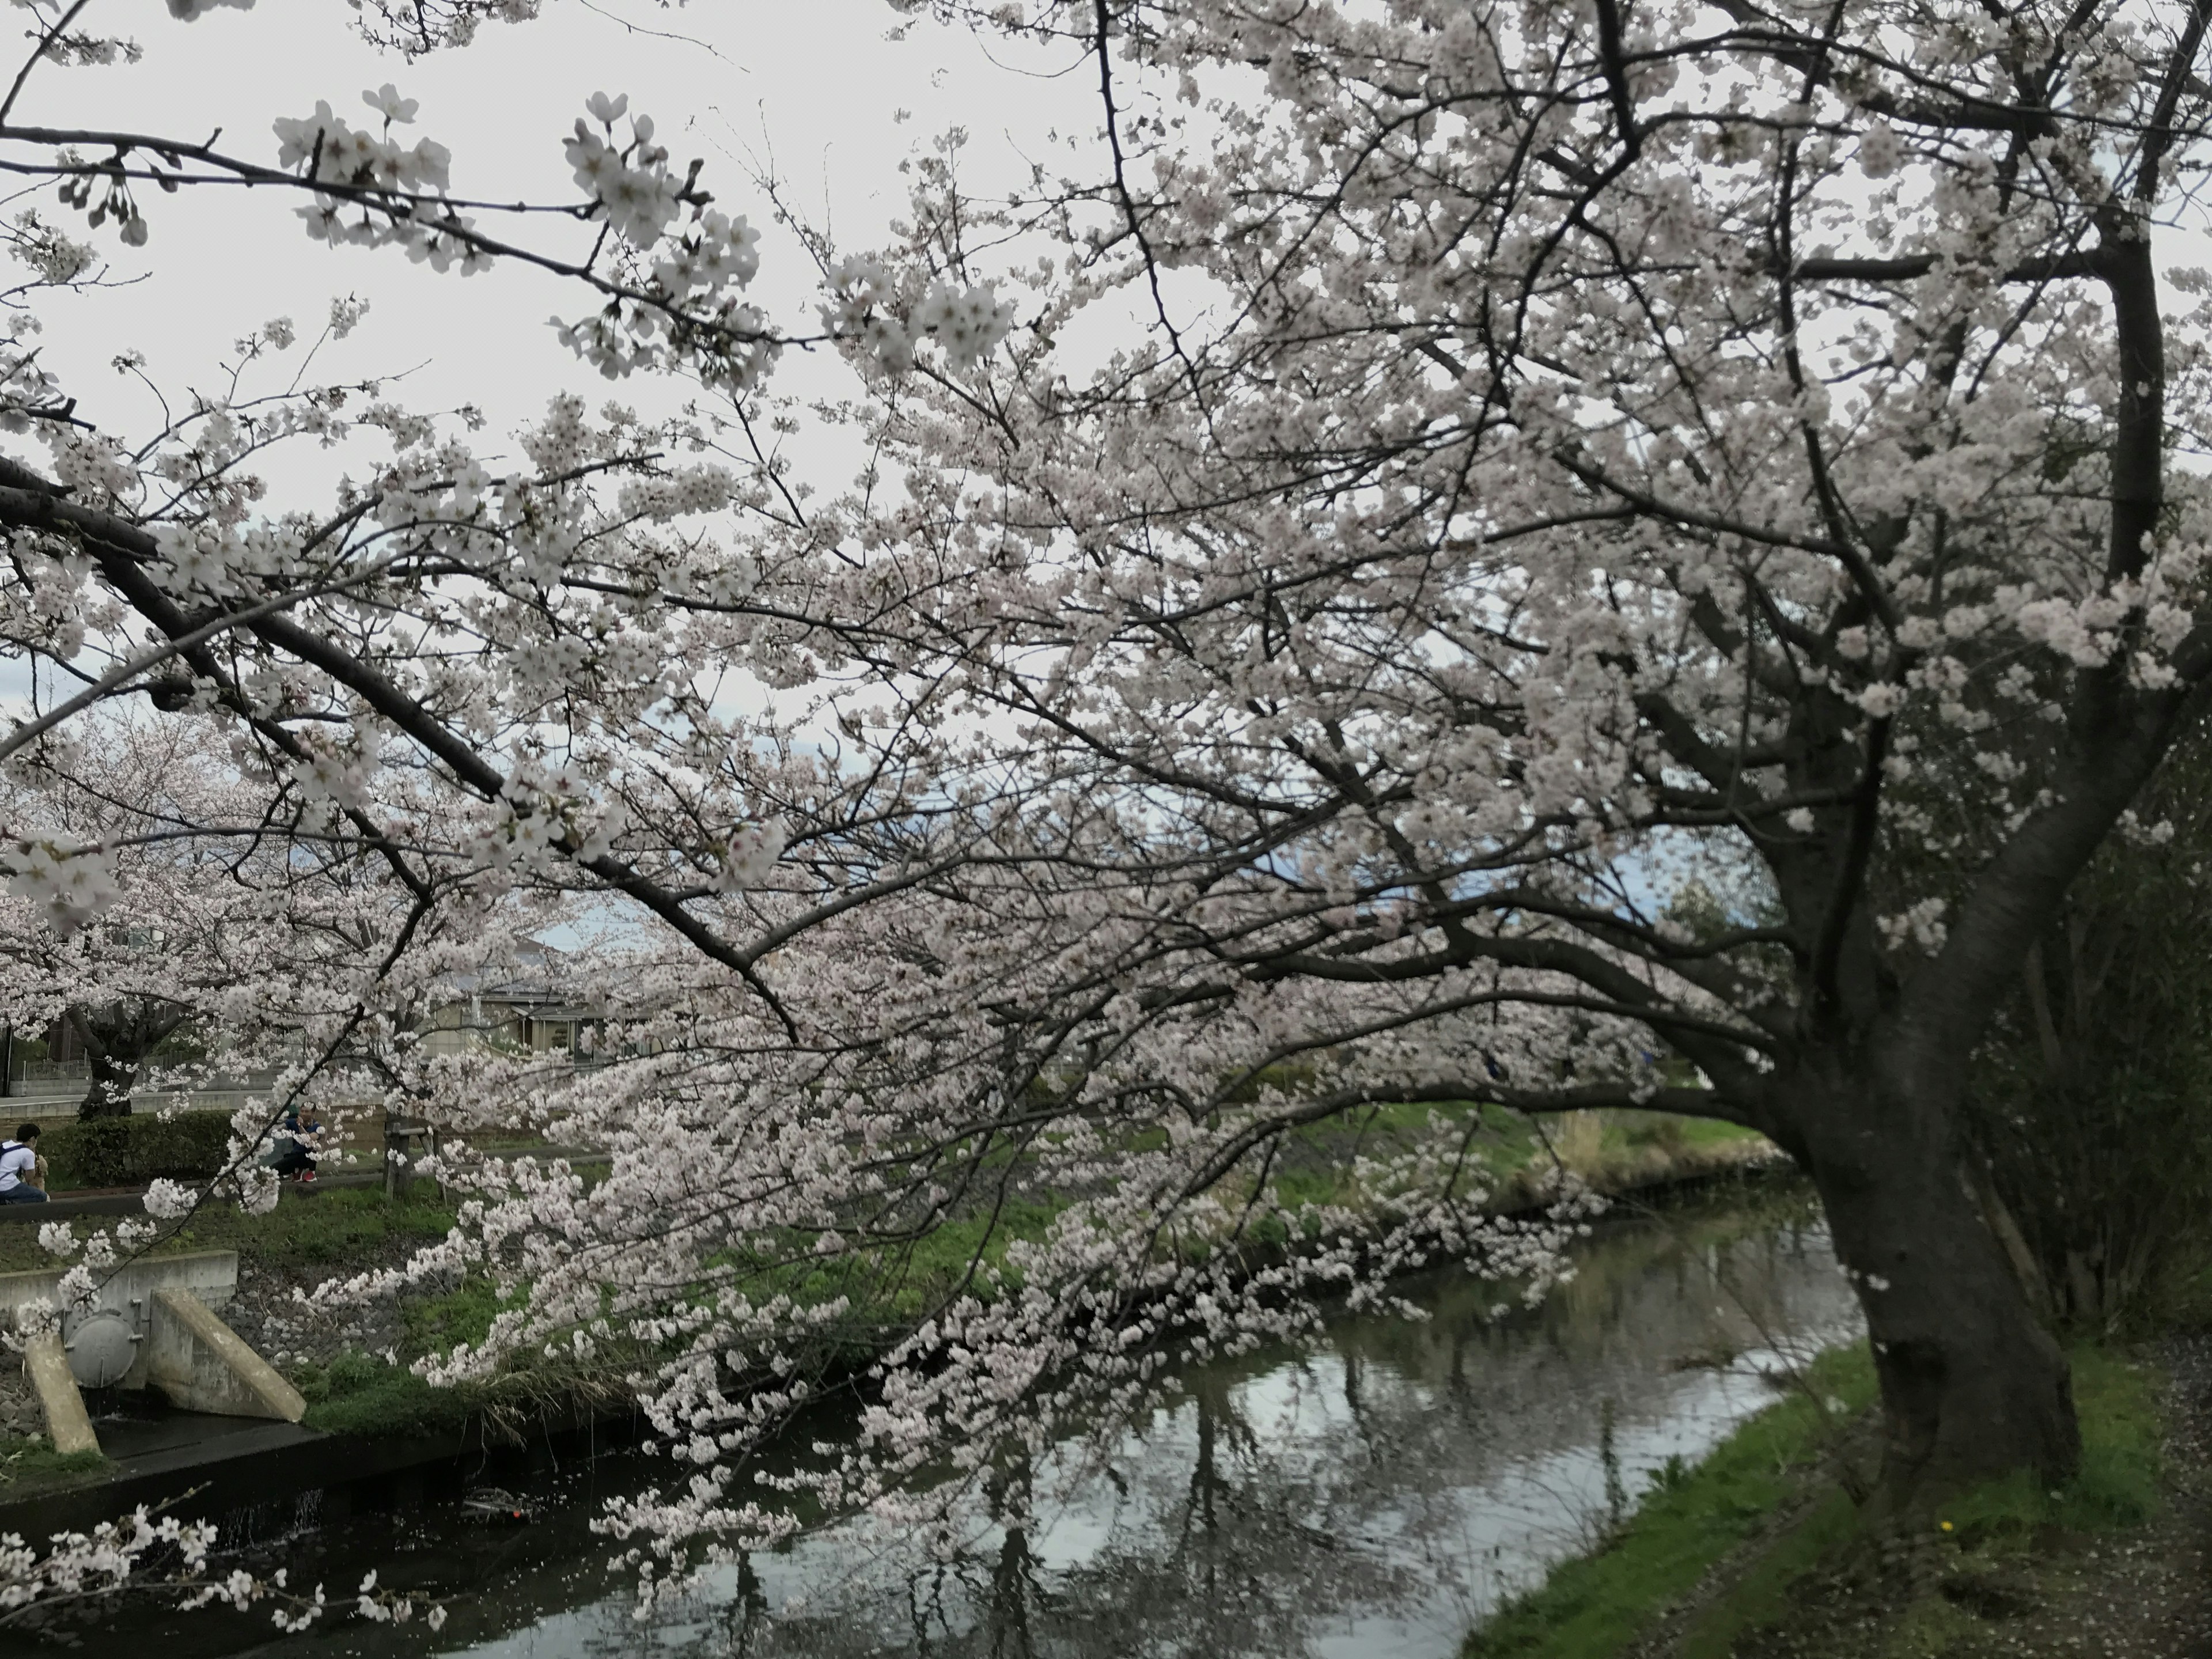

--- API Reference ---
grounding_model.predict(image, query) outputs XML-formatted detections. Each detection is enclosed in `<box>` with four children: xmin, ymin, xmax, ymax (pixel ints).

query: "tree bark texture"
<box><xmin>1771</xmin><ymin>1054</ymin><xmax>2080</xmax><ymax>1501</ymax></box>
<box><xmin>77</xmin><ymin>1046</ymin><xmax>136</xmax><ymax>1120</ymax></box>
<box><xmin>64</xmin><ymin>1002</ymin><xmax>185</xmax><ymax>1122</ymax></box>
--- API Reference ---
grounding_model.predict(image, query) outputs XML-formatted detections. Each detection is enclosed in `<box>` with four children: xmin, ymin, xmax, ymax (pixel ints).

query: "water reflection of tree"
<box><xmin>696</xmin><ymin>1380</ymin><xmax>1415</xmax><ymax>1658</ymax></box>
<box><xmin>986</xmin><ymin>1527</ymin><xmax>1039</xmax><ymax>1658</ymax></box>
<box><xmin>684</xmin><ymin>1202</ymin><xmax>1853</xmax><ymax>1659</ymax></box>
<box><xmin>241</xmin><ymin>1199</ymin><xmax>1851</xmax><ymax>1659</ymax></box>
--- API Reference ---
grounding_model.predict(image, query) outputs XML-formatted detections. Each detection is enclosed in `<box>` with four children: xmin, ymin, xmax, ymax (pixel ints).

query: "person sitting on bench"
<box><xmin>0</xmin><ymin>1125</ymin><xmax>47</xmax><ymax>1203</ymax></box>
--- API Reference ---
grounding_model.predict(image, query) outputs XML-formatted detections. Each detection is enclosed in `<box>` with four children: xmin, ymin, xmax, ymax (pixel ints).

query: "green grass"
<box><xmin>0</xmin><ymin>1184</ymin><xmax>460</xmax><ymax>1277</ymax></box>
<box><xmin>1461</xmin><ymin>1342</ymin><xmax>2169</xmax><ymax>1659</ymax></box>
<box><xmin>294</xmin><ymin>1349</ymin><xmax>480</xmax><ymax>1439</ymax></box>
<box><xmin>400</xmin><ymin>1276</ymin><xmax>512</xmax><ymax>1354</ymax></box>
<box><xmin>0</xmin><ymin>1442</ymin><xmax>108</xmax><ymax>1497</ymax></box>
<box><xmin>162</xmin><ymin>1184</ymin><xmax>459</xmax><ymax>1266</ymax></box>
<box><xmin>1674</xmin><ymin>1484</ymin><xmax>1861</xmax><ymax>1658</ymax></box>
<box><xmin>1463</xmin><ymin>1344</ymin><xmax>1879</xmax><ymax>1658</ymax></box>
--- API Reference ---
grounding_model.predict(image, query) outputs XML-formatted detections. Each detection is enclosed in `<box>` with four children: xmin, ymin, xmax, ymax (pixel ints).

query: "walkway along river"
<box><xmin>25</xmin><ymin>1183</ymin><xmax>1862</xmax><ymax>1658</ymax></box>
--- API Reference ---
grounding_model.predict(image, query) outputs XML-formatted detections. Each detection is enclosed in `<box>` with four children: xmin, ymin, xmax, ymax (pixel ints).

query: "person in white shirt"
<box><xmin>0</xmin><ymin>1124</ymin><xmax>44</xmax><ymax>1204</ymax></box>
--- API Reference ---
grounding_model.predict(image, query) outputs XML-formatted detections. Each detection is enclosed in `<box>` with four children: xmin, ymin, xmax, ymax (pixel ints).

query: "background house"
<box><xmin>419</xmin><ymin>945</ymin><xmax>607</xmax><ymax>1063</ymax></box>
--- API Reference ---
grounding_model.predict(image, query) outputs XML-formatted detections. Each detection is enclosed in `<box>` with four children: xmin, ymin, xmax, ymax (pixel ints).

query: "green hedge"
<box><xmin>38</xmin><ymin>1112</ymin><xmax>234</xmax><ymax>1191</ymax></box>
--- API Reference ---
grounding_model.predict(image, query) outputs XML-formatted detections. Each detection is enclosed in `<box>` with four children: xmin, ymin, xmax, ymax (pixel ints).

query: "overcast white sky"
<box><xmin>0</xmin><ymin>0</ymin><xmax>1097</xmax><ymax>720</ymax></box>
<box><xmin>11</xmin><ymin>0</ymin><xmax>1083</xmax><ymax>483</ymax></box>
<box><xmin>9</xmin><ymin>2</ymin><xmax>2211</xmax><ymax>731</ymax></box>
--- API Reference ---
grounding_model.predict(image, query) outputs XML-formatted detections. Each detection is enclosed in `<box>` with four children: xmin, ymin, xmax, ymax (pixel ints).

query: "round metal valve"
<box><xmin>63</xmin><ymin>1308</ymin><xmax>135</xmax><ymax>1388</ymax></box>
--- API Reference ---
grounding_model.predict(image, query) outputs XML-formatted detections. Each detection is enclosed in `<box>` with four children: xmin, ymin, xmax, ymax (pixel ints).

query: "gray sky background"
<box><xmin>0</xmin><ymin>0</ymin><xmax>1096</xmax><ymax>719</ymax></box>
<box><xmin>6</xmin><ymin>3</ymin><xmax>2209</xmax><ymax>733</ymax></box>
<box><xmin>12</xmin><ymin>0</ymin><xmax>1080</xmax><ymax>488</ymax></box>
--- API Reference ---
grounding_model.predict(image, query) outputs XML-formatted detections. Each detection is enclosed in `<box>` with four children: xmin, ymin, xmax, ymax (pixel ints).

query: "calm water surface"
<box><xmin>48</xmin><ymin>1189</ymin><xmax>1862</xmax><ymax>1659</ymax></box>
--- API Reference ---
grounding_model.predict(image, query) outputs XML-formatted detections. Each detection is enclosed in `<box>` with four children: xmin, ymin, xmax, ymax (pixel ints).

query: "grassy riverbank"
<box><xmin>1463</xmin><ymin>1329</ymin><xmax>2209</xmax><ymax>1658</ymax></box>
<box><xmin>0</xmin><ymin>1444</ymin><xmax>107</xmax><ymax>1501</ymax></box>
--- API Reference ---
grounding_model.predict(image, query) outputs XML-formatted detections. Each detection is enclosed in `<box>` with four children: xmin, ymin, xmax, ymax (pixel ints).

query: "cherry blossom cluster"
<box><xmin>713</xmin><ymin>817</ymin><xmax>786</xmax><ymax>891</ymax></box>
<box><xmin>822</xmin><ymin>256</ymin><xmax>916</xmax><ymax>373</ymax></box>
<box><xmin>0</xmin><ymin>1510</ymin><xmax>224</xmax><ymax>1620</ymax></box>
<box><xmin>287</xmin><ymin>721</ymin><xmax>380</xmax><ymax>825</ymax></box>
<box><xmin>274</xmin><ymin>91</ymin><xmax>452</xmax><ymax>196</ymax></box>
<box><xmin>3</xmin><ymin>839</ymin><xmax>119</xmax><ymax>936</ymax></box>
<box><xmin>821</xmin><ymin>256</ymin><xmax>1016</xmax><ymax>375</ymax></box>
<box><xmin>544</xmin><ymin>93</ymin><xmax>783</xmax><ymax>389</ymax></box>
<box><xmin>563</xmin><ymin>94</ymin><xmax>681</xmax><ymax>248</ymax></box>
<box><xmin>479</xmin><ymin>759</ymin><xmax>630</xmax><ymax>872</ymax></box>
<box><xmin>912</xmin><ymin>281</ymin><xmax>1015</xmax><ymax>372</ymax></box>
<box><xmin>274</xmin><ymin>93</ymin><xmax>483</xmax><ymax>272</ymax></box>
<box><xmin>0</xmin><ymin>330</ymin><xmax>67</xmax><ymax>437</ymax></box>
<box><xmin>0</xmin><ymin>1500</ymin><xmax>434</xmax><ymax>1631</ymax></box>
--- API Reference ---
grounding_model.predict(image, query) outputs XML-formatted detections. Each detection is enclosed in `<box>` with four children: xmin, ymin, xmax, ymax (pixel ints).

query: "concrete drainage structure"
<box><xmin>21</xmin><ymin>1333</ymin><xmax>97</xmax><ymax>1455</ymax></box>
<box><xmin>0</xmin><ymin>1251</ymin><xmax>305</xmax><ymax>1456</ymax></box>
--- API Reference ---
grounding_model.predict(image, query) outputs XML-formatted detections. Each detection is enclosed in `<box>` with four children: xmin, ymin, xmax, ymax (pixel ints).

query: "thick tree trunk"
<box><xmin>77</xmin><ymin>1047</ymin><xmax>136</xmax><ymax>1120</ymax></box>
<box><xmin>1784</xmin><ymin>1057</ymin><xmax>2079</xmax><ymax>1506</ymax></box>
<box><xmin>66</xmin><ymin>1003</ymin><xmax>183</xmax><ymax>1122</ymax></box>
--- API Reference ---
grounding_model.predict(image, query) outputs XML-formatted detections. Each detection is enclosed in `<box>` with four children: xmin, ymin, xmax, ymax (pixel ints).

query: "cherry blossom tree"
<box><xmin>0</xmin><ymin>722</ymin><xmax>229</xmax><ymax>1118</ymax></box>
<box><xmin>779</xmin><ymin>0</ymin><xmax>2212</xmax><ymax>1502</ymax></box>
<box><xmin>0</xmin><ymin>0</ymin><xmax>2208</xmax><ymax>1619</ymax></box>
<box><xmin>0</xmin><ymin>0</ymin><xmax>1521</xmax><ymax>1607</ymax></box>
<box><xmin>0</xmin><ymin>714</ymin><xmax>448</xmax><ymax>1127</ymax></box>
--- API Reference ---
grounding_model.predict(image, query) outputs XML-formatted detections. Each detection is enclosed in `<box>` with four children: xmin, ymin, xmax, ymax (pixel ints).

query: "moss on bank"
<box><xmin>1461</xmin><ymin>1342</ymin><xmax>2171</xmax><ymax>1659</ymax></box>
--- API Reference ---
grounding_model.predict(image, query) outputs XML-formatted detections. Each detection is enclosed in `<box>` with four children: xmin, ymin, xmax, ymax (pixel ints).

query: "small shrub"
<box><xmin>1549</xmin><ymin>1111</ymin><xmax>1607</xmax><ymax>1175</ymax></box>
<box><xmin>1626</xmin><ymin>1116</ymin><xmax>1688</xmax><ymax>1156</ymax></box>
<box><xmin>40</xmin><ymin>1111</ymin><xmax>233</xmax><ymax>1190</ymax></box>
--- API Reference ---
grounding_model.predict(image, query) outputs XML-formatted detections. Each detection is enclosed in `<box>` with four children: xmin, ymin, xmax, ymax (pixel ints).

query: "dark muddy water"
<box><xmin>31</xmin><ymin>1185</ymin><xmax>1862</xmax><ymax>1658</ymax></box>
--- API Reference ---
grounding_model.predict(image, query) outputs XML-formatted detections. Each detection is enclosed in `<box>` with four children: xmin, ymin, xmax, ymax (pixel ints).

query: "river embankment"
<box><xmin>1460</xmin><ymin>1289</ymin><xmax>2212</xmax><ymax>1657</ymax></box>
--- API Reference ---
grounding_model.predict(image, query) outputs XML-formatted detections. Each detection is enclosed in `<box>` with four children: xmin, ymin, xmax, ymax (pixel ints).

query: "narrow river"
<box><xmin>47</xmin><ymin>1184</ymin><xmax>1862</xmax><ymax>1658</ymax></box>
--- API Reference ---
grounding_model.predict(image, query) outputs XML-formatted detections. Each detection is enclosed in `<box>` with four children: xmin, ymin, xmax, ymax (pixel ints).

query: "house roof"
<box><xmin>434</xmin><ymin>943</ymin><xmax>599</xmax><ymax>1017</ymax></box>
